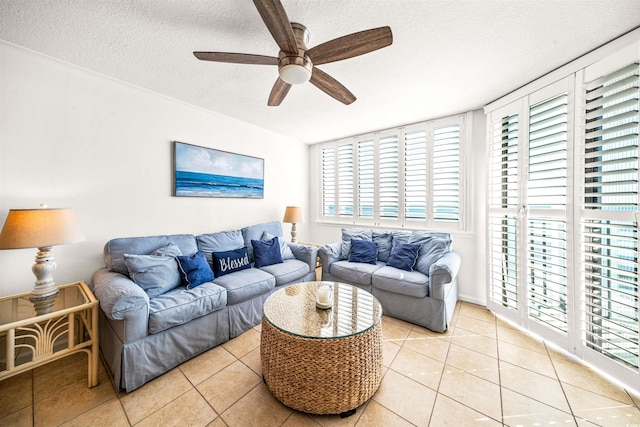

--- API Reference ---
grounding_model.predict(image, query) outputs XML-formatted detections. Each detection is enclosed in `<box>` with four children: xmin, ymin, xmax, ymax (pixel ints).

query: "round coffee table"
<box><xmin>261</xmin><ymin>281</ymin><xmax>383</xmax><ymax>416</ymax></box>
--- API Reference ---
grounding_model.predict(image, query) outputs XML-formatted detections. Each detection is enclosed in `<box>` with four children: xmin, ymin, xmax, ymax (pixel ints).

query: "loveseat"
<box><xmin>91</xmin><ymin>221</ymin><xmax>317</xmax><ymax>392</ymax></box>
<box><xmin>319</xmin><ymin>229</ymin><xmax>460</xmax><ymax>332</ymax></box>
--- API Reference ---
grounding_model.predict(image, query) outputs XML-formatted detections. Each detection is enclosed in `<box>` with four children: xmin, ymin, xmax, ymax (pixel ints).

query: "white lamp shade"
<box><xmin>0</xmin><ymin>208</ymin><xmax>85</xmax><ymax>249</ymax></box>
<box><xmin>283</xmin><ymin>206</ymin><xmax>304</xmax><ymax>224</ymax></box>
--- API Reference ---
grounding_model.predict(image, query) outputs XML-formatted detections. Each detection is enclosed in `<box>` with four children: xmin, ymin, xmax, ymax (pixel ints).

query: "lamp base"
<box><xmin>290</xmin><ymin>223</ymin><xmax>298</xmax><ymax>243</ymax></box>
<box><xmin>30</xmin><ymin>246</ymin><xmax>59</xmax><ymax>301</ymax></box>
<box><xmin>30</xmin><ymin>293</ymin><xmax>57</xmax><ymax>315</ymax></box>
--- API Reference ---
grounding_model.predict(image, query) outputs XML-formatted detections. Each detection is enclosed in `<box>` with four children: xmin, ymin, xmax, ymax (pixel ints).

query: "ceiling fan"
<box><xmin>193</xmin><ymin>0</ymin><xmax>393</xmax><ymax>106</ymax></box>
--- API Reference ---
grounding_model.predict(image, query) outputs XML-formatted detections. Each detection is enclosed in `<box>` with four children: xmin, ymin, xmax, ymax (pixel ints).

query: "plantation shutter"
<box><xmin>581</xmin><ymin>62</ymin><xmax>639</xmax><ymax>369</ymax></box>
<box><xmin>379</xmin><ymin>135</ymin><xmax>399</xmax><ymax>219</ymax></box>
<box><xmin>321</xmin><ymin>146</ymin><xmax>336</xmax><ymax>216</ymax></box>
<box><xmin>433</xmin><ymin>124</ymin><xmax>461</xmax><ymax>221</ymax></box>
<box><xmin>404</xmin><ymin>130</ymin><xmax>428</xmax><ymax>220</ymax></box>
<box><xmin>526</xmin><ymin>93</ymin><xmax>569</xmax><ymax>333</ymax></box>
<box><xmin>337</xmin><ymin>143</ymin><xmax>354</xmax><ymax>217</ymax></box>
<box><xmin>358</xmin><ymin>139</ymin><xmax>375</xmax><ymax>218</ymax></box>
<box><xmin>488</xmin><ymin>111</ymin><xmax>520</xmax><ymax>311</ymax></box>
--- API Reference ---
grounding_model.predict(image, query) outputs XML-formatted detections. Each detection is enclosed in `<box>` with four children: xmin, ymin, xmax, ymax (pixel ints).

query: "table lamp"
<box><xmin>282</xmin><ymin>206</ymin><xmax>304</xmax><ymax>243</ymax></box>
<box><xmin>0</xmin><ymin>205</ymin><xmax>85</xmax><ymax>302</ymax></box>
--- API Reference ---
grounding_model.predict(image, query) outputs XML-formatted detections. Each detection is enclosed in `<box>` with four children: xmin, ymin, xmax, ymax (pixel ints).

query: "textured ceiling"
<box><xmin>1</xmin><ymin>1</ymin><xmax>639</xmax><ymax>144</ymax></box>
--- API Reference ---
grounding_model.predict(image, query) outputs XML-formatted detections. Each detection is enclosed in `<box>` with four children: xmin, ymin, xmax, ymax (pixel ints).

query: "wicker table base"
<box><xmin>261</xmin><ymin>315</ymin><xmax>383</xmax><ymax>415</ymax></box>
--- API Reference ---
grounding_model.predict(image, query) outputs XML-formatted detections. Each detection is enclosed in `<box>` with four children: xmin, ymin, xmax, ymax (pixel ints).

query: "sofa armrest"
<box><xmin>318</xmin><ymin>242</ymin><xmax>342</xmax><ymax>274</ymax></box>
<box><xmin>429</xmin><ymin>250</ymin><xmax>461</xmax><ymax>300</ymax></box>
<box><xmin>288</xmin><ymin>243</ymin><xmax>319</xmax><ymax>273</ymax></box>
<box><xmin>92</xmin><ymin>268</ymin><xmax>150</xmax><ymax>322</ymax></box>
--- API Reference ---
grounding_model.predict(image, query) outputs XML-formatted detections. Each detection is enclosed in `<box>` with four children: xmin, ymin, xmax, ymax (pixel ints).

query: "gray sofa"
<box><xmin>91</xmin><ymin>221</ymin><xmax>317</xmax><ymax>392</ymax></box>
<box><xmin>319</xmin><ymin>229</ymin><xmax>460</xmax><ymax>332</ymax></box>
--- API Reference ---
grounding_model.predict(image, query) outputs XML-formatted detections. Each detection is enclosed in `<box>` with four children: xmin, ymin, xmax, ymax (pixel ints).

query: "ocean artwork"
<box><xmin>174</xmin><ymin>142</ymin><xmax>264</xmax><ymax>198</ymax></box>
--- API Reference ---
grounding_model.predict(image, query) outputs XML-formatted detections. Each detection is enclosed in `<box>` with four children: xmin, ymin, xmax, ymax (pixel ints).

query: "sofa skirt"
<box><xmin>100</xmin><ymin>306</ymin><xmax>230</xmax><ymax>392</ymax></box>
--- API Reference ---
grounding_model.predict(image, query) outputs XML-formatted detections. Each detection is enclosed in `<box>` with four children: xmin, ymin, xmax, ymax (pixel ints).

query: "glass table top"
<box><xmin>0</xmin><ymin>282</ymin><xmax>92</xmax><ymax>328</ymax></box>
<box><xmin>263</xmin><ymin>282</ymin><xmax>382</xmax><ymax>339</ymax></box>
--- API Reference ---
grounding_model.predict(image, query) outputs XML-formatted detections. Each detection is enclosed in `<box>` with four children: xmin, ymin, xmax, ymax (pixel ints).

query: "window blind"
<box><xmin>581</xmin><ymin>62</ymin><xmax>639</xmax><ymax>369</ymax></box>
<box><xmin>527</xmin><ymin>94</ymin><xmax>568</xmax><ymax>333</ymax></box>
<box><xmin>358</xmin><ymin>140</ymin><xmax>375</xmax><ymax>218</ymax></box>
<box><xmin>404</xmin><ymin>130</ymin><xmax>427</xmax><ymax>220</ymax></box>
<box><xmin>433</xmin><ymin>125</ymin><xmax>461</xmax><ymax>221</ymax></box>
<box><xmin>488</xmin><ymin>113</ymin><xmax>519</xmax><ymax>310</ymax></box>
<box><xmin>379</xmin><ymin>135</ymin><xmax>399</xmax><ymax>219</ymax></box>
<box><xmin>337</xmin><ymin>143</ymin><xmax>354</xmax><ymax>217</ymax></box>
<box><xmin>321</xmin><ymin>146</ymin><xmax>336</xmax><ymax>216</ymax></box>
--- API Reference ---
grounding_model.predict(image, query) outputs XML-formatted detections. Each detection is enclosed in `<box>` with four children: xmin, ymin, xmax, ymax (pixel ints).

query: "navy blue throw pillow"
<box><xmin>348</xmin><ymin>239</ymin><xmax>378</xmax><ymax>265</ymax></box>
<box><xmin>251</xmin><ymin>237</ymin><xmax>284</xmax><ymax>268</ymax></box>
<box><xmin>386</xmin><ymin>243</ymin><xmax>421</xmax><ymax>271</ymax></box>
<box><xmin>176</xmin><ymin>251</ymin><xmax>214</xmax><ymax>289</ymax></box>
<box><xmin>211</xmin><ymin>247</ymin><xmax>251</xmax><ymax>277</ymax></box>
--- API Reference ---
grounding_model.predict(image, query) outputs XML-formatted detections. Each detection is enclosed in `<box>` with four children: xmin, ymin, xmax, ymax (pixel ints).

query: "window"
<box><xmin>580</xmin><ymin>62</ymin><xmax>639</xmax><ymax>369</ymax></box>
<box><xmin>318</xmin><ymin>114</ymin><xmax>467</xmax><ymax>230</ymax></box>
<box><xmin>488</xmin><ymin>81</ymin><xmax>572</xmax><ymax>338</ymax></box>
<box><xmin>486</xmin><ymin>48</ymin><xmax>640</xmax><ymax>392</ymax></box>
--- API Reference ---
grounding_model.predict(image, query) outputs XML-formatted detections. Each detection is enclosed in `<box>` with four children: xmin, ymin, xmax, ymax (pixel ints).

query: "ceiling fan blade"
<box><xmin>310</xmin><ymin>68</ymin><xmax>356</xmax><ymax>105</ymax></box>
<box><xmin>253</xmin><ymin>0</ymin><xmax>298</xmax><ymax>54</ymax></box>
<box><xmin>268</xmin><ymin>77</ymin><xmax>292</xmax><ymax>106</ymax></box>
<box><xmin>193</xmin><ymin>52</ymin><xmax>278</xmax><ymax>65</ymax></box>
<box><xmin>307</xmin><ymin>26</ymin><xmax>393</xmax><ymax>66</ymax></box>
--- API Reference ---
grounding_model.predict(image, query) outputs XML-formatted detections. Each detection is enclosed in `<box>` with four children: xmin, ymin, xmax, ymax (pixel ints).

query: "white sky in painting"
<box><xmin>175</xmin><ymin>142</ymin><xmax>263</xmax><ymax>179</ymax></box>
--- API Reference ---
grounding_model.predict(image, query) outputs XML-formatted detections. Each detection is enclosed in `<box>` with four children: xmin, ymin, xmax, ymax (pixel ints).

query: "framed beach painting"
<box><xmin>173</xmin><ymin>141</ymin><xmax>264</xmax><ymax>198</ymax></box>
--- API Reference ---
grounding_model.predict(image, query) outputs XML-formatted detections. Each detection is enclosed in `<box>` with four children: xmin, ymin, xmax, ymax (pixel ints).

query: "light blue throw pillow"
<box><xmin>409</xmin><ymin>232</ymin><xmax>452</xmax><ymax>276</ymax></box>
<box><xmin>124</xmin><ymin>253</ymin><xmax>182</xmax><ymax>298</ymax></box>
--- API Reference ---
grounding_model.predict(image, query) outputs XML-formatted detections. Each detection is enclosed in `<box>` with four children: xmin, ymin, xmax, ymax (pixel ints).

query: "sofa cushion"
<box><xmin>330</xmin><ymin>260</ymin><xmax>385</xmax><ymax>286</ymax></box>
<box><xmin>348</xmin><ymin>239</ymin><xmax>378</xmax><ymax>264</ymax></box>
<box><xmin>148</xmin><ymin>282</ymin><xmax>227</xmax><ymax>334</ymax></box>
<box><xmin>391</xmin><ymin>231</ymin><xmax>412</xmax><ymax>249</ymax></box>
<box><xmin>262</xmin><ymin>231</ymin><xmax>295</xmax><ymax>260</ymax></box>
<box><xmin>340</xmin><ymin>228</ymin><xmax>373</xmax><ymax>259</ymax></box>
<box><xmin>197</xmin><ymin>230</ymin><xmax>245</xmax><ymax>265</ymax></box>
<box><xmin>123</xmin><ymin>253</ymin><xmax>181</xmax><ymax>298</ymax></box>
<box><xmin>257</xmin><ymin>259</ymin><xmax>310</xmax><ymax>286</ymax></box>
<box><xmin>212</xmin><ymin>267</ymin><xmax>275</xmax><ymax>305</ymax></box>
<box><xmin>211</xmin><ymin>247</ymin><xmax>251</xmax><ymax>277</ymax></box>
<box><xmin>252</xmin><ymin>237</ymin><xmax>283</xmax><ymax>267</ymax></box>
<box><xmin>176</xmin><ymin>251</ymin><xmax>215</xmax><ymax>289</ymax></box>
<box><xmin>105</xmin><ymin>234</ymin><xmax>197</xmax><ymax>275</ymax></box>
<box><xmin>241</xmin><ymin>221</ymin><xmax>285</xmax><ymax>261</ymax></box>
<box><xmin>372</xmin><ymin>266</ymin><xmax>429</xmax><ymax>298</ymax></box>
<box><xmin>372</xmin><ymin>231</ymin><xmax>393</xmax><ymax>262</ymax></box>
<box><xmin>386</xmin><ymin>243</ymin><xmax>421</xmax><ymax>271</ymax></box>
<box><xmin>408</xmin><ymin>232</ymin><xmax>452</xmax><ymax>276</ymax></box>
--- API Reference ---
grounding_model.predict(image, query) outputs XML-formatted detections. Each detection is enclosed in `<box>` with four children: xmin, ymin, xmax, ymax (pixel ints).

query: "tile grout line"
<box><xmin>543</xmin><ymin>341</ymin><xmax>581</xmax><ymax>425</ymax></box>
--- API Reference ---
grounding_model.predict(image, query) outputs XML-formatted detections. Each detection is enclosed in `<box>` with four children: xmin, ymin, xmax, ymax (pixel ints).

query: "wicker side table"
<box><xmin>261</xmin><ymin>282</ymin><xmax>383</xmax><ymax>416</ymax></box>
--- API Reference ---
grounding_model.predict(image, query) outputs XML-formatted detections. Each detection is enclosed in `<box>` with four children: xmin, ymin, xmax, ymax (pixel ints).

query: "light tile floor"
<box><xmin>3</xmin><ymin>301</ymin><xmax>640</xmax><ymax>426</ymax></box>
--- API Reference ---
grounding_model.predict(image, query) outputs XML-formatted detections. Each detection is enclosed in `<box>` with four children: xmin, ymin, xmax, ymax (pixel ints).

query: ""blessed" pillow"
<box><xmin>211</xmin><ymin>247</ymin><xmax>251</xmax><ymax>277</ymax></box>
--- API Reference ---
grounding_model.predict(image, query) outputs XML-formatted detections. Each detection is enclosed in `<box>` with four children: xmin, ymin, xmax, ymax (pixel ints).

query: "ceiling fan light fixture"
<box><xmin>278</xmin><ymin>54</ymin><xmax>313</xmax><ymax>85</ymax></box>
<box><xmin>279</xmin><ymin>63</ymin><xmax>311</xmax><ymax>84</ymax></box>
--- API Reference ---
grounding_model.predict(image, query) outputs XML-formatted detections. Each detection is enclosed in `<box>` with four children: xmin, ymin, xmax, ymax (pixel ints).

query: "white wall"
<box><xmin>0</xmin><ymin>42</ymin><xmax>309</xmax><ymax>297</ymax></box>
<box><xmin>307</xmin><ymin>110</ymin><xmax>488</xmax><ymax>305</ymax></box>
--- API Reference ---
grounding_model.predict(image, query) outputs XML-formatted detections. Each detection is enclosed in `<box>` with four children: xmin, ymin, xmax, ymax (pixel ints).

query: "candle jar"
<box><xmin>315</xmin><ymin>282</ymin><xmax>333</xmax><ymax>309</ymax></box>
